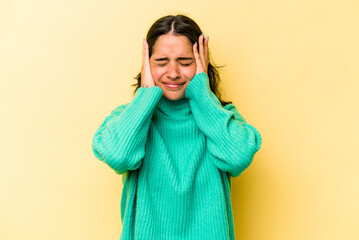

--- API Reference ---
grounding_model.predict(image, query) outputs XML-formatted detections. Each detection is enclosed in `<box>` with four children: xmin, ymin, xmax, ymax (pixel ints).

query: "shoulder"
<box><xmin>223</xmin><ymin>103</ymin><xmax>247</xmax><ymax>124</ymax></box>
<box><xmin>223</xmin><ymin>103</ymin><xmax>240</xmax><ymax>114</ymax></box>
<box><xmin>223</xmin><ymin>103</ymin><xmax>235</xmax><ymax>111</ymax></box>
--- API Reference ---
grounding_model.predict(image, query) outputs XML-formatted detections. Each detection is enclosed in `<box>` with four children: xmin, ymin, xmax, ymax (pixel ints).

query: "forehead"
<box><xmin>152</xmin><ymin>34</ymin><xmax>193</xmax><ymax>56</ymax></box>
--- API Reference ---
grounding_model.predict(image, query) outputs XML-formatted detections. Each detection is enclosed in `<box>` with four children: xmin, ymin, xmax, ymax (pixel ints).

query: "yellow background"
<box><xmin>1</xmin><ymin>0</ymin><xmax>358</xmax><ymax>239</ymax></box>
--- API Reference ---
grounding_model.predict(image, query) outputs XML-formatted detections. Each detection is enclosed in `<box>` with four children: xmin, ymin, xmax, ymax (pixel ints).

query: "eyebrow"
<box><xmin>154</xmin><ymin>57</ymin><xmax>194</xmax><ymax>61</ymax></box>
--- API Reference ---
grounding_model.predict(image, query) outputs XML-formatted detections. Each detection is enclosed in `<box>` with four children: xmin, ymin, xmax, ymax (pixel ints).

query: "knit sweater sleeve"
<box><xmin>92</xmin><ymin>86</ymin><xmax>163</xmax><ymax>174</ymax></box>
<box><xmin>185</xmin><ymin>72</ymin><xmax>262</xmax><ymax>177</ymax></box>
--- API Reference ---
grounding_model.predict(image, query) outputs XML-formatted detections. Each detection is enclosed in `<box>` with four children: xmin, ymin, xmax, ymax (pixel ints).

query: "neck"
<box><xmin>156</xmin><ymin>97</ymin><xmax>191</xmax><ymax>120</ymax></box>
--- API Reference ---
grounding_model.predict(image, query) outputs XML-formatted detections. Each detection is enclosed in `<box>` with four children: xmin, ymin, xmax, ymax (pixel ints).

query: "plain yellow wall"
<box><xmin>1</xmin><ymin>0</ymin><xmax>358</xmax><ymax>239</ymax></box>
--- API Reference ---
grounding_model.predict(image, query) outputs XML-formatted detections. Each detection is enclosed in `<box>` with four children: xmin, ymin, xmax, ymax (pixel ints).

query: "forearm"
<box><xmin>92</xmin><ymin>86</ymin><xmax>163</xmax><ymax>174</ymax></box>
<box><xmin>185</xmin><ymin>73</ymin><xmax>262</xmax><ymax>177</ymax></box>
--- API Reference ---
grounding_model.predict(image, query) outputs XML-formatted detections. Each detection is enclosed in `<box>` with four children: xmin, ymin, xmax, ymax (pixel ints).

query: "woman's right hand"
<box><xmin>141</xmin><ymin>39</ymin><xmax>156</xmax><ymax>88</ymax></box>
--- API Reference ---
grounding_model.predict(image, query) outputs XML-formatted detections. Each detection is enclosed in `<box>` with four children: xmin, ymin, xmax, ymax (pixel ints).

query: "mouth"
<box><xmin>163</xmin><ymin>82</ymin><xmax>185</xmax><ymax>90</ymax></box>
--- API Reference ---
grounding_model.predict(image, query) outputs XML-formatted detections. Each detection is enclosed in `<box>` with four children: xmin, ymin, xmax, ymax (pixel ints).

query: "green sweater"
<box><xmin>92</xmin><ymin>72</ymin><xmax>262</xmax><ymax>240</ymax></box>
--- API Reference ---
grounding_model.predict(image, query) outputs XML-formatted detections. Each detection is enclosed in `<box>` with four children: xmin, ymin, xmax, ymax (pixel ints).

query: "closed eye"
<box><xmin>180</xmin><ymin>63</ymin><xmax>192</xmax><ymax>66</ymax></box>
<box><xmin>156</xmin><ymin>62</ymin><xmax>193</xmax><ymax>67</ymax></box>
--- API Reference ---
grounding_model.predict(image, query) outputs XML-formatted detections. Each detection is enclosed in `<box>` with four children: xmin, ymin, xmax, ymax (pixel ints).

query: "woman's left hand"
<box><xmin>193</xmin><ymin>34</ymin><xmax>209</xmax><ymax>75</ymax></box>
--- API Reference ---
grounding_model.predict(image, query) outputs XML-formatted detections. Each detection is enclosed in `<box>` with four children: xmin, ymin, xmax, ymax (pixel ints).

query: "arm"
<box><xmin>185</xmin><ymin>72</ymin><xmax>262</xmax><ymax>177</ymax></box>
<box><xmin>92</xmin><ymin>86</ymin><xmax>163</xmax><ymax>174</ymax></box>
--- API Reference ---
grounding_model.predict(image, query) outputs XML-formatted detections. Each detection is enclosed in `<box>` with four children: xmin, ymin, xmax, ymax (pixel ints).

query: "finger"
<box><xmin>142</xmin><ymin>39</ymin><xmax>145</xmax><ymax>62</ymax></box>
<box><xmin>142</xmin><ymin>39</ymin><xmax>151</xmax><ymax>72</ymax></box>
<box><xmin>142</xmin><ymin>39</ymin><xmax>156</xmax><ymax>86</ymax></box>
<box><xmin>142</xmin><ymin>39</ymin><xmax>148</xmax><ymax>68</ymax></box>
<box><xmin>144</xmin><ymin>39</ymin><xmax>149</xmax><ymax>63</ymax></box>
<box><xmin>198</xmin><ymin>34</ymin><xmax>205</xmax><ymax>65</ymax></box>
<box><xmin>193</xmin><ymin>42</ymin><xmax>200</xmax><ymax>66</ymax></box>
<box><xmin>193</xmin><ymin>42</ymin><xmax>205</xmax><ymax>74</ymax></box>
<box><xmin>141</xmin><ymin>39</ymin><xmax>145</xmax><ymax>84</ymax></box>
<box><xmin>204</xmin><ymin>36</ymin><xmax>209</xmax><ymax>64</ymax></box>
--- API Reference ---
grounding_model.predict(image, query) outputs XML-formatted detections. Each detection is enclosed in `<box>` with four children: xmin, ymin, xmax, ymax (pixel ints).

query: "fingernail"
<box><xmin>207</xmin><ymin>36</ymin><xmax>209</xmax><ymax>39</ymax></box>
<box><xmin>201</xmin><ymin>33</ymin><xmax>203</xmax><ymax>36</ymax></box>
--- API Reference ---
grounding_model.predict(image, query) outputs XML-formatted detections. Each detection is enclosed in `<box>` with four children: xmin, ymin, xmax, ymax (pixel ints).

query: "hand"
<box><xmin>193</xmin><ymin>34</ymin><xmax>209</xmax><ymax>75</ymax></box>
<box><xmin>141</xmin><ymin>39</ymin><xmax>156</xmax><ymax>88</ymax></box>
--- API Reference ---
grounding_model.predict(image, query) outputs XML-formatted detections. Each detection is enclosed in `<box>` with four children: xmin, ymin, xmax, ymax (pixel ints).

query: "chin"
<box><xmin>163</xmin><ymin>92</ymin><xmax>185</xmax><ymax>101</ymax></box>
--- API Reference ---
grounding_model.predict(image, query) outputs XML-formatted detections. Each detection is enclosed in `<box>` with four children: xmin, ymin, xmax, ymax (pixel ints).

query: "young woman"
<box><xmin>92</xmin><ymin>14</ymin><xmax>262</xmax><ymax>240</ymax></box>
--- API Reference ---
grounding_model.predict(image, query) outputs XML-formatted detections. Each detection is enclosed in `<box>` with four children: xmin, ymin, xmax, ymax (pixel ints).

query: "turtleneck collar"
<box><xmin>155</xmin><ymin>96</ymin><xmax>191</xmax><ymax>120</ymax></box>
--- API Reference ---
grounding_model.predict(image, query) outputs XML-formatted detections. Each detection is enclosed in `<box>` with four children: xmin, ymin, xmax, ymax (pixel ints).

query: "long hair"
<box><xmin>132</xmin><ymin>14</ymin><xmax>232</xmax><ymax>106</ymax></box>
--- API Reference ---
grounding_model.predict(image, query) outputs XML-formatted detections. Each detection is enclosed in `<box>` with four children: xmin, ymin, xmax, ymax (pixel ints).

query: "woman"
<box><xmin>92</xmin><ymin>14</ymin><xmax>262</xmax><ymax>240</ymax></box>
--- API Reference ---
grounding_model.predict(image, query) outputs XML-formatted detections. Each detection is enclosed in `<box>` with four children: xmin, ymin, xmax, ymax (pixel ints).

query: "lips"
<box><xmin>163</xmin><ymin>82</ymin><xmax>185</xmax><ymax>90</ymax></box>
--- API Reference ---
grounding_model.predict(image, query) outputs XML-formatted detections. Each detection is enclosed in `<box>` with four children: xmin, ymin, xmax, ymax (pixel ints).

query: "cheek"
<box><xmin>183</xmin><ymin>65</ymin><xmax>197</xmax><ymax>79</ymax></box>
<box><xmin>150</xmin><ymin>64</ymin><xmax>197</xmax><ymax>82</ymax></box>
<box><xmin>150</xmin><ymin>67</ymin><xmax>166</xmax><ymax>82</ymax></box>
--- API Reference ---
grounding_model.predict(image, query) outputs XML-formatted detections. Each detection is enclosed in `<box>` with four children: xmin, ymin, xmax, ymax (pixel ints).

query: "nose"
<box><xmin>167</xmin><ymin>61</ymin><xmax>180</xmax><ymax>80</ymax></box>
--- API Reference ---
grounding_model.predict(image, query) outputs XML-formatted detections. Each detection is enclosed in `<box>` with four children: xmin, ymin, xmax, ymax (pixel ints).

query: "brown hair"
<box><xmin>132</xmin><ymin>14</ymin><xmax>232</xmax><ymax>106</ymax></box>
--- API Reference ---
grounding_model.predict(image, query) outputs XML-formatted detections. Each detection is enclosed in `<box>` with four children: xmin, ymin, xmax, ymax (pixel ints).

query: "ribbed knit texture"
<box><xmin>92</xmin><ymin>72</ymin><xmax>262</xmax><ymax>240</ymax></box>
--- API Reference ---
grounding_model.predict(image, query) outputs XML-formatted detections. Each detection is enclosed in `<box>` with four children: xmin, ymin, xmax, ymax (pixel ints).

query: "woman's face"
<box><xmin>150</xmin><ymin>33</ymin><xmax>197</xmax><ymax>101</ymax></box>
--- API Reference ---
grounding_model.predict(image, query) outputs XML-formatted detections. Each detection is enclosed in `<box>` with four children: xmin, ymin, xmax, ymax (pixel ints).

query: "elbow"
<box><xmin>105</xmin><ymin>153</ymin><xmax>143</xmax><ymax>174</ymax></box>
<box><xmin>227</xmin><ymin>125</ymin><xmax>262</xmax><ymax>177</ymax></box>
<box><xmin>229</xmin><ymin>151</ymin><xmax>255</xmax><ymax>177</ymax></box>
<box><xmin>92</xmin><ymin>135</ymin><xmax>143</xmax><ymax>174</ymax></box>
<box><xmin>96</xmin><ymin>147</ymin><xmax>143</xmax><ymax>174</ymax></box>
<box><xmin>245</xmin><ymin>123</ymin><xmax>262</xmax><ymax>153</ymax></box>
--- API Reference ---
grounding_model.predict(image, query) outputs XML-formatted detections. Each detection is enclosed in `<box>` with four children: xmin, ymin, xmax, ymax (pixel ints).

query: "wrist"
<box><xmin>141</xmin><ymin>83</ymin><xmax>155</xmax><ymax>88</ymax></box>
